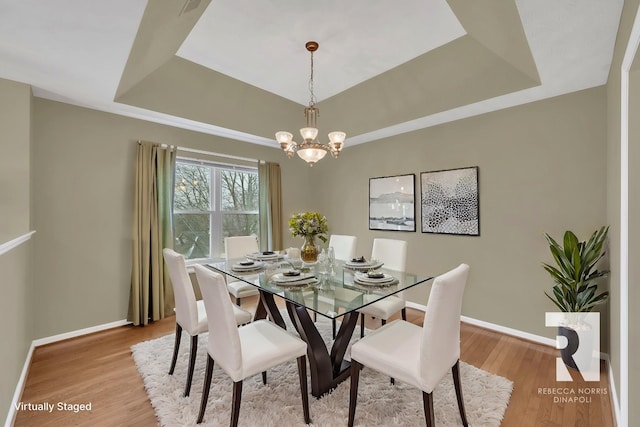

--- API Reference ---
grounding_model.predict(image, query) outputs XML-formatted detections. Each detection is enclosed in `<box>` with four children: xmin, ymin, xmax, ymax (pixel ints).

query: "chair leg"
<box><xmin>297</xmin><ymin>355</ymin><xmax>310</xmax><ymax>424</ymax></box>
<box><xmin>169</xmin><ymin>323</ymin><xmax>182</xmax><ymax>375</ymax></box>
<box><xmin>452</xmin><ymin>360</ymin><xmax>469</xmax><ymax>427</ymax></box>
<box><xmin>401</xmin><ymin>307</ymin><xmax>407</xmax><ymax>321</ymax></box>
<box><xmin>196</xmin><ymin>355</ymin><xmax>215</xmax><ymax>424</ymax></box>
<box><xmin>348</xmin><ymin>360</ymin><xmax>362</xmax><ymax>427</ymax></box>
<box><xmin>184</xmin><ymin>334</ymin><xmax>198</xmax><ymax>397</ymax></box>
<box><xmin>231</xmin><ymin>380</ymin><xmax>243</xmax><ymax>427</ymax></box>
<box><xmin>236</xmin><ymin>297</ymin><xmax>242</xmax><ymax>306</ymax></box>
<box><xmin>422</xmin><ymin>391</ymin><xmax>435</xmax><ymax>427</ymax></box>
<box><xmin>360</xmin><ymin>313</ymin><xmax>365</xmax><ymax>338</ymax></box>
<box><xmin>332</xmin><ymin>319</ymin><xmax>336</xmax><ymax>339</ymax></box>
<box><xmin>262</xmin><ymin>371</ymin><xmax>267</xmax><ymax>385</ymax></box>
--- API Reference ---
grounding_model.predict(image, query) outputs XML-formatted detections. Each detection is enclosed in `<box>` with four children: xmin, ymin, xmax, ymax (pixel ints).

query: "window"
<box><xmin>173</xmin><ymin>159</ymin><xmax>259</xmax><ymax>260</ymax></box>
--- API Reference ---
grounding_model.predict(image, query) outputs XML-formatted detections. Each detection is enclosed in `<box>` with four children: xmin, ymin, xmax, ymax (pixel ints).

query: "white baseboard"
<box><xmin>404</xmin><ymin>301</ymin><xmax>427</xmax><ymax>312</ymax></box>
<box><xmin>460</xmin><ymin>314</ymin><xmax>558</xmax><ymax>347</ymax></box>
<box><xmin>407</xmin><ymin>301</ymin><xmax>558</xmax><ymax>347</ymax></box>
<box><xmin>32</xmin><ymin>319</ymin><xmax>130</xmax><ymax>347</ymax></box>
<box><xmin>4</xmin><ymin>342</ymin><xmax>35</xmax><ymax>427</ymax></box>
<box><xmin>5</xmin><ymin>319</ymin><xmax>130</xmax><ymax>427</ymax></box>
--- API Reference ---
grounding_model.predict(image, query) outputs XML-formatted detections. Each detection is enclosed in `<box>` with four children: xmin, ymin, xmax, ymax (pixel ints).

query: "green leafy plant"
<box><xmin>542</xmin><ymin>226</ymin><xmax>609</xmax><ymax>312</ymax></box>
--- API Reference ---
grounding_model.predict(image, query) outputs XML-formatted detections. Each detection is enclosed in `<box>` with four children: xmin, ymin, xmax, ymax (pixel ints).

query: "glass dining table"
<box><xmin>207</xmin><ymin>257</ymin><xmax>432</xmax><ymax>398</ymax></box>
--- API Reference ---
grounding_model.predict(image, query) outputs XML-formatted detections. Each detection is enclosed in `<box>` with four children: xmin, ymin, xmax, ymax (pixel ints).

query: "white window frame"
<box><xmin>173</xmin><ymin>157</ymin><xmax>259</xmax><ymax>263</ymax></box>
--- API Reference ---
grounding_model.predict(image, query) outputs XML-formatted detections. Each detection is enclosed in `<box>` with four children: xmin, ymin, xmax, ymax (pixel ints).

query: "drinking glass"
<box><xmin>327</xmin><ymin>246</ymin><xmax>336</xmax><ymax>275</ymax></box>
<box><xmin>317</xmin><ymin>249</ymin><xmax>327</xmax><ymax>274</ymax></box>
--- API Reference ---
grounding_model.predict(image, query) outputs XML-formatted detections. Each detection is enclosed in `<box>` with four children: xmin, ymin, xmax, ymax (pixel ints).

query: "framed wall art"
<box><xmin>369</xmin><ymin>174</ymin><xmax>416</xmax><ymax>232</ymax></box>
<box><xmin>420</xmin><ymin>166</ymin><xmax>479</xmax><ymax>236</ymax></box>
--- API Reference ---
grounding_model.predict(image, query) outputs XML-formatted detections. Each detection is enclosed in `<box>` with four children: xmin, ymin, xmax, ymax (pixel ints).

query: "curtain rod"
<box><xmin>177</xmin><ymin>146</ymin><xmax>261</xmax><ymax>164</ymax></box>
<box><xmin>137</xmin><ymin>141</ymin><xmax>264</xmax><ymax>164</ymax></box>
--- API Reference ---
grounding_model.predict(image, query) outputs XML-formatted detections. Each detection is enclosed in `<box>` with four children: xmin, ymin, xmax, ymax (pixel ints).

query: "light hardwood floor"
<box><xmin>13</xmin><ymin>296</ymin><xmax>614</xmax><ymax>426</ymax></box>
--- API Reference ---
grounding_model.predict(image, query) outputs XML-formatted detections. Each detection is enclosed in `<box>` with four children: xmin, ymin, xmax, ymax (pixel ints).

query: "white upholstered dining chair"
<box><xmin>194</xmin><ymin>265</ymin><xmax>310</xmax><ymax>426</ymax></box>
<box><xmin>162</xmin><ymin>249</ymin><xmax>252</xmax><ymax>397</ymax></box>
<box><xmin>348</xmin><ymin>263</ymin><xmax>470</xmax><ymax>427</ymax></box>
<box><xmin>224</xmin><ymin>235</ymin><xmax>261</xmax><ymax>306</ymax></box>
<box><xmin>328</xmin><ymin>234</ymin><xmax>358</xmax><ymax>262</ymax></box>
<box><xmin>358</xmin><ymin>238</ymin><xmax>408</xmax><ymax>338</ymax></box>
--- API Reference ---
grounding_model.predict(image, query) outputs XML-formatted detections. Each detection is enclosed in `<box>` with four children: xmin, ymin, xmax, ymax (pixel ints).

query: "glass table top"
<box><xmin>207</xmin><ymin>258</ymin><xmax>432</xmax><ymax>320</ymax></box>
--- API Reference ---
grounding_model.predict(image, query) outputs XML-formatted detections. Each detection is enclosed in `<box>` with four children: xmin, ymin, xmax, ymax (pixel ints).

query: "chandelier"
<box><xmin>275</xmin><ymin>41</ymin><xmax>346</xmax><ymax>166</ymax></box>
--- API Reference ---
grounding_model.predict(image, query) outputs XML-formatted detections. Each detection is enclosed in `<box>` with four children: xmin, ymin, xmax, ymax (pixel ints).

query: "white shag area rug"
<box><xmin>132</xmin><ymin>314</ymin><xmax>512</xmax><ymax>427</ymax></box>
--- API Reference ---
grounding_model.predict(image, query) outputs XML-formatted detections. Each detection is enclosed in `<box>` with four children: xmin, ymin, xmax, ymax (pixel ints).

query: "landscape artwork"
<box><xmin>369</xmin><ymin>174</ymin><xmax>416</xmax><ymax>232</ymax></box>
<box><xmin>420</xmin><ymin>166</ymin><xmax>479</xmax><ymax>236</ymax></box>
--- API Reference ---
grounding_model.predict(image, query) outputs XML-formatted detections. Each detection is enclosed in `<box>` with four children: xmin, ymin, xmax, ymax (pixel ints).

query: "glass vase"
<box><xmin>300</xmin><ymin>235</ymin><xmax>318</xmax><ymax>263</ymax></box>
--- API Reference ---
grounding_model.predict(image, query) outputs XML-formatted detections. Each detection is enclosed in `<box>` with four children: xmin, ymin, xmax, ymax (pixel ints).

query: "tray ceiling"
<box><xmin>0</xmin><ymin>0</ymin><xmax>623</xmax><ymax>147</ymax></box>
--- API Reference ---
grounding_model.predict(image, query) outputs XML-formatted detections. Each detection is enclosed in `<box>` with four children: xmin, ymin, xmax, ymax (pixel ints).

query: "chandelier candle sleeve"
<box><xmin>276</xmin><ymin>41</ymin><xmax>346</xmax><ymax>166</ymax></box>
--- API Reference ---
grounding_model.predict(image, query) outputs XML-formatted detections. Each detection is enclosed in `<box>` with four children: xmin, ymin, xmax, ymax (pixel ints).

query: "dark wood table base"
<box><xmin>256</xmin><ymin>290</ymin><xmax>359</xmax><ymax>398</ymax></box>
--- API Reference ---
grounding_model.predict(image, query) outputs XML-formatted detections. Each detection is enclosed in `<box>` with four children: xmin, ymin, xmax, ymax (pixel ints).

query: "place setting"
<box><xmin>230</xmin><ymin>260</ymin><xmax>265</xmax><ymax>273</ymax></box>
<box><xmin>269</xmin><ymin>268</ymin><xmax>318</xmax><ymax>288</ymax></box>
<box><xmin>245</xmin><ymin>250</ymin><xmax>284</xmax><ymax>262</ymax></box>
<box><xmin>353</xmin><ymin>271</ymin><xmax>398</xmax><ymax>287</ymax></box>
<box><xmin>344</xmin><ymin>256</ymin><xmax>384</xmax><ymax>271</ymax></box>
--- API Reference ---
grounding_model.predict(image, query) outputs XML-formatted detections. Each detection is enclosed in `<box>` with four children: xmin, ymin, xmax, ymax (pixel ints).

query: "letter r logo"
<box><xmin>545</xmin><ymin>312</ymin><xmax>600</xmax><ymax>382</ymax></box>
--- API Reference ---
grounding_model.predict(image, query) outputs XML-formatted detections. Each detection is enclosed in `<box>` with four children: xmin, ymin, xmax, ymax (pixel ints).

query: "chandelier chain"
<box><xmin>308</xmin><ymin>50</ymin><xmax>316</xmax><ymax>107</ymax></box>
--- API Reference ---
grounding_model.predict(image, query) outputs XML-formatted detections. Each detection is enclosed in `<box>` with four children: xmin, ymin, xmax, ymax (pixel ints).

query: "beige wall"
<box><xmin>317</xmin><ymin>87</ymin><xmax>608</xmax><ymax>340</ymax></box>
<box><xmin>0</xmin><ymin>79</ymin><xmax>32</xmax><ymax>242</ymax></box>
<box><xmin>0</xmin><ymin>79</ymin><xmax>33</xmax><ymax>423</ymax></box>
<box><xmin>30</xmin><ymin>98</ymin><xmax>315</xmax><ymax>339</ymax></box>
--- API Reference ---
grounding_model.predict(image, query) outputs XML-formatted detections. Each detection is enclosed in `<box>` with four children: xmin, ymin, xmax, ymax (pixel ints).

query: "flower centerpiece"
<box><xmin>288</xmin><ymin>212</ymin><xmax>328</xmax><ymax>262</ymax></box>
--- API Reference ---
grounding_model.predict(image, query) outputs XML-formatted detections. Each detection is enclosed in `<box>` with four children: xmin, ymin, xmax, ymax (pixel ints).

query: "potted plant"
<box><xmin>288</xmin><ymin>212</ymin><xmax>328</xmax><ymax>262</ymax></box>
<box><xmin>542</xmin><ymin>226</ymin><xmax>609</xmax><ymax>370</ymax></box>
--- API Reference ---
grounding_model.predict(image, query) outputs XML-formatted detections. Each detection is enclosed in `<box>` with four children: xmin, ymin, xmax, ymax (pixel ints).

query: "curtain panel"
<box><xmin>129</xmin><ymin>141</ymin><xmax>176</xmax><ymax>326</ymax></box>
<box><xmin>258</xmin><ymin>162</ymin><xmax>283</xmax><ymax>251</ymax></box>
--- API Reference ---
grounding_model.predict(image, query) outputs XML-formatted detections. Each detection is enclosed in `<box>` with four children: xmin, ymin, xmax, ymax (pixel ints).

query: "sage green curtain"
<box><xmin>258</xmin><ymin>161</ymin><xmax>283</xmax><ymax>251</ymax></box>
<box><xmin>129</xmin><ymin>141</ymin><xmax>176</xmax><ymax>326</ymax></box>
